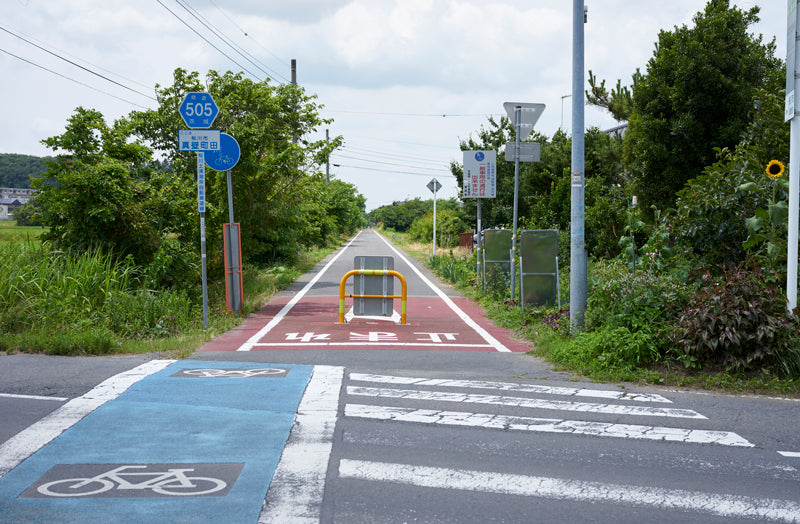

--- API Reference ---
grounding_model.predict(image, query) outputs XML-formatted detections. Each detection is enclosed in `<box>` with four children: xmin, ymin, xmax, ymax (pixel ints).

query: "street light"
<box><xmin>561</xmin><ymin>94</ymin><xmax>572</xmax><ymax>129</ymax></box>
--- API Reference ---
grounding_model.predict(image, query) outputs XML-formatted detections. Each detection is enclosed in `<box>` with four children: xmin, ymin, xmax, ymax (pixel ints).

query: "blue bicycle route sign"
<box><xmin>179</xmin><ymin>92</ymin><xmax>219</xmax><ymax>128</ymax></box>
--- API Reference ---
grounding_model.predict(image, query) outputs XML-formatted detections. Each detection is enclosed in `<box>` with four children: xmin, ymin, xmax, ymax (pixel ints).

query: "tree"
<box><xmin>34</xmin><ymin>108</ymin><xmax>160</xmax><ymax>263</ymax></box>
<box><xmin>128</xmin><ymin>69</ymin><xmax>352</xmax><ymax>265</ymax></box>
<box><xmin>625</xmin><ymin>0</ymin><xmax>782</xmax><ymax>211</ymax></box>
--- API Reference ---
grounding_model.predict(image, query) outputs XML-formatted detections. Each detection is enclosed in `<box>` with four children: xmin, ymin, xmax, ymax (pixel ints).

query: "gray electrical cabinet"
<box><xmin>352</xmin><ymin>256</ymin><xmax>394</xmax><ymax>317</ymax></box>
<box><xmin>519</xmin><ymin>230</ymin><xmax>560</xmax><ymax>308</ymax></box>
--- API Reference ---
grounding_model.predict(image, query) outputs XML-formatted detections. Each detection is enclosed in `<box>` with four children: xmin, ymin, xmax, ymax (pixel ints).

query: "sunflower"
<box><xmin>766</xmin><ymin>160</ymin><xmax>785</xmax><ymax>178</ymax></box>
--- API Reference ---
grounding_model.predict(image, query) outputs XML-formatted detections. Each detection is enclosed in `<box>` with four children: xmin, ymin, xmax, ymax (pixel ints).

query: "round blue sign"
<box><xmin>204</xmin><ymin>133</ymin><xmax>240</xmax><ymax>171</ymax></box>
<box><xmin>475</xmin><ymin>152</ymin><xmax>485</xmax><ymax>161</ymax></box>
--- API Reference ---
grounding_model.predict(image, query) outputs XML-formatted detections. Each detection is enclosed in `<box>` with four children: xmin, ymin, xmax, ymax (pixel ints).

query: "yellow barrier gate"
<box><xmin>339</xmin><ymin>269</ymin><xmax>407</xmax><ymax>324</ymax></box>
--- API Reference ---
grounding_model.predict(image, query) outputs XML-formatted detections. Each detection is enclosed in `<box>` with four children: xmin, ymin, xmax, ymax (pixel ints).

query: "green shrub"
<box><xmin>674</xmin><ymin>263</ymin><xmax>800</xmax><ymax>374</ymax></box>
<box><xmin>102</xmin><ymin>289</ymin><xmax>195</xmax><ymax>339</ymax></box>
<box><xmin>587</xmin><ymin>259</ymin><xmax>690</xmax><ymax>334</ymax></box>
<box><xmin>428</xmin><ymin>253</ymin><xmax>473</xmax><ymax>285</ymax></box>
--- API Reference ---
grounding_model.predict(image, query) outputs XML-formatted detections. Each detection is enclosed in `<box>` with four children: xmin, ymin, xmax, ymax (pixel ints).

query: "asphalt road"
<box><xmin>1</xmin><ymin>229</ymin><xmax>799</xmax><ymax>523</ymax></box>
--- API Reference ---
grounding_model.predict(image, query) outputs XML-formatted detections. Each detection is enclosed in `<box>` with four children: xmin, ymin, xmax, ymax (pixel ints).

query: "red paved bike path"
<box><xmin>200</xmin><ymin>294</ymin><xmax>531</xmax><ymax>353</ymax></box>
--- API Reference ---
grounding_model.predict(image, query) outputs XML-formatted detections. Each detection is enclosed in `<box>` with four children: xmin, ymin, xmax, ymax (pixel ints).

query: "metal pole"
<box><xmin>788</xmin><ymin>2</ymin><xmax>800</xmax><ymax>312</ymax></box>
<box><xmin>510</xmin><ymin>106</ymin><xmax>521</xmax><ymax>302</ymax></box>
<box><xmin>226</xmin><ymin>169</ymin><xmax>234</xmax><ymax>224</ymax></box>
<box><xmin>433</xmin><ymin>183</ymin><xmax>438</xmax><ymax>256</ymax></box>
<box><xmin>570</xmin><ymin>0</ymin><xmax>587</xmax><ymax>330</ymax></box>
<box><xmin>196</xmin><ymin>152</ymin><xmax>209</xmax><ymax>329</ymax></box>
<box><xmin>326</xmin><ymin>128</ymin><xmax>330</xmax><ymax>184</ymax></box>
<box><xmin>477</xmin><ymin>197</ymin><xmax>483</xmax><ymax>287</ymax></box>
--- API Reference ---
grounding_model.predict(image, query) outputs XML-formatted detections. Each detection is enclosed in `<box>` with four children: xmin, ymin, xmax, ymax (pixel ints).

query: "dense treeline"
<box><xmin>0</xmin><ymin>153</ymin><xmax>50</xmax><ymax>188</ymax></box>
<box><xmin>439</xmin><ymin>1</ymin><xmax>800</xmax><ymax>382</ymax></box>
<box><xmin>32</xmin><ymin>69</ymin><xmax>365</xmax><ymax>287</ymax></box>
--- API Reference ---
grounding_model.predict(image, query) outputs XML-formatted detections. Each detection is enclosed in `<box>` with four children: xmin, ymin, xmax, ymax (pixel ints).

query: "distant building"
<box><xmin>0</xmin><ymin>187</ymin><xmax>36</xmax><ymax>204</ymax></box>
<box><xmin>0</xmin><ymin>188</ymin><xmax>36</xmax><ymax>219</ymax></box>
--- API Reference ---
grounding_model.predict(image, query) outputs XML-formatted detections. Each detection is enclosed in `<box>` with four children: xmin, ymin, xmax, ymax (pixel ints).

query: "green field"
<box><xmin>0</xmin><ymin>220</ymin><xmax>46</xmax><ymax>242</ymax></box>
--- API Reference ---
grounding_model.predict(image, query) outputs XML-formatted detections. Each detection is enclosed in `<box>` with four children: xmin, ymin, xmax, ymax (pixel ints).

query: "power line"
<box><xmin>0</xmin><ymin>24</ymin><xmax>156</xmax><ymax>101</ymax></box>
<box><xmin>204</xmin><ymin>0</ymin><xmax>291</xmax><ymax>83</ymax></box>
<box><xmin>333</xmin><ymin>153</ymin><xmax>448</xmax><ymax>173</ymax></box>
<box><xmin>326</xmin><ymin>109</ymin><xmax>503</xmax><ymax>118</ymax></box>
<box><xmin>172</xmin><ymin>0</ymin><xmax>271</xmax><ymax>80</ymax></box>
<box><xmin>342</xmin><ymin>144</ymin><xmax>452</xmax><ymax>166</ymax></box>
<box><xmin>335</xmin><ymin>163</ymin><xmax>456</xmax><ymax>178</ymax></box>
<box><xmin>156</xmin><ymin>0</ymin><xmax>256</xmax><ymax>79</ymax></box>
<box><xmin>0</xmin><ymin>47</ymin><xmax>150</xmax><ymax>108</ymax></box>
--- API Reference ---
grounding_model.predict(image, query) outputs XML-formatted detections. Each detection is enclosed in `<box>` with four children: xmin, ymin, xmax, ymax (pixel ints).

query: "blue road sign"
<box><xmin>205</xmin><ymin>133</ymin><xmax>241</xmax><ymax>171</ymax></box>
<box><xmin>179</xmin><ymin>92</ymin><xmax>219</xmax><ymax>128</ymax></box>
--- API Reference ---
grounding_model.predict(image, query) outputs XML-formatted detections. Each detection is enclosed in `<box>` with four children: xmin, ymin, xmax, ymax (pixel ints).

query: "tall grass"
<box><xmin>0</xmin><ymin>242</ymin><xmax>198</xmax><ymax>354</ymax></box>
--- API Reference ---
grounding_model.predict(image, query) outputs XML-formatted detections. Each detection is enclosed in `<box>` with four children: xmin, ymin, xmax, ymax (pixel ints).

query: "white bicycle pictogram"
<box><xmin>181</xmin><ymin>368</ymin><xmax>286</xmax><ymax>378</ymax></box>
<box><xmin>37</xmin><ymin>465</ymin><xmax>227</xmax><ymax>497</ymax></box>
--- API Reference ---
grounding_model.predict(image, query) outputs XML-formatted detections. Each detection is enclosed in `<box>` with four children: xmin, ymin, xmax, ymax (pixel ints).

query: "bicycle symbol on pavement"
<box><xmin>25</xmin><ymin>463</ymin><xmax>244</xmax><ymax>498</ymax></box>
<box><xmin>172</xmin><ymin>368</ymin><xmax>289</xmax><ymax>378</ymax></box>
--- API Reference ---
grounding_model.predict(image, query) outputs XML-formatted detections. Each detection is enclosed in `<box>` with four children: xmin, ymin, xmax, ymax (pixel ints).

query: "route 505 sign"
<box><xmin>179</xmin><ymin>92</ymin><xmax>219</xmax><ymax>129</ymax></box>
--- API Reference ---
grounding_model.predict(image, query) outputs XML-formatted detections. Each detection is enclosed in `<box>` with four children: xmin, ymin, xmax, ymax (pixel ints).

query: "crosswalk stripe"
<box><xmin>259</xmin><ymin>365</ymin><xmax>344</xmax><ymax>523</ymax></box>
<box><xmin>345</xmin><ymin>404</ymin><xmax>753</xmax><ymax>447</ymax></box>
<box><xmin>346</xmin><ymin>386</ymin><xmax>707</xmax><ymax>419</ymax></box>
<box><xmin>338</xmin><ymin>459</ymin><xmax>800</xmax><ymax>522</ymax></box>
<box><xmin>349</xmin><ymin>373</ymin><xmax>673</xmax><ymax>403</ymax></box>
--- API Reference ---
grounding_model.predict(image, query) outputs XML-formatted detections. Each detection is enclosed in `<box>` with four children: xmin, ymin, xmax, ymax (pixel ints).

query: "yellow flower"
<box><xmin>766</xmin><ymin>160</ymin><xmax>785</xmax><ymax>178</ymax></box>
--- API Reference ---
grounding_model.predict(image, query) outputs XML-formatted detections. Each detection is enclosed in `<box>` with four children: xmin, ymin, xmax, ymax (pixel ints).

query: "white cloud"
<box><xmin>0</xmin><ymin>0</ymin><xmax>787</xmax><ymax>210</ymax></box>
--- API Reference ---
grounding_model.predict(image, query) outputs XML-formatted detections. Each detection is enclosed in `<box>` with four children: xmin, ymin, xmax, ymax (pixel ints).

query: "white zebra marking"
<box><xmin>345</xmin><ymin>404</ymin><xmax>753</xmax><ymax>447</ymax></box>
<box><xmin>348</xmin><ymin>373</ymin><xmax>673</xmax><ymax>403</ymax></box>
<box><xmin>346</xmin><ymin>386</ymin><xmax>707</xmax><ymax>419</ymax></box>
<box><xmin>338</xmin><ymin>460</ymin><xmax>800</xmax><ymax>522</ymax></box>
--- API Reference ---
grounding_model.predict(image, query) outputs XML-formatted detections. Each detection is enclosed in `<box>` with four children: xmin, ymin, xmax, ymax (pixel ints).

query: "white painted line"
<box><xmin>0</xmin><ymin>359</ymin><xmax>174</xmax><ymax>478</ymax></box>
<box><xmin>260</xmin><ymin>365</ymin><xmax>344</xmax><ymax>523</ymax></box>
<box><xmin>0</xmin><ymin>393</ymin><xmax>68</xmax><ymax>402</ymax></box>
<box><xmin>252</xmin><ymin>342</ymin><xmax>494</xmax><ymax>348</ymax></box>
<box><xmin>346</xmin><ymin>386</ymin><xmax>707</xmax><ymax>419</ymax></box>
<box><xmin>778</xmin><ymin>451</ymin><xmax>800</xmax><ymax>458</ymax></box>
<box><xmin>349</xmin><ymin>373</ymin><xmax>673</xmax><ymax>403</ymax></box>
<box><xmin>344</xmin><ymin>307</ymin><xmax>401</xmax><ymax>323</ymax></box>
<box><xmin>375</xmin><ymin>230</ymin><xmax>512</xmax><ymax>352</ymax></box>
<box><xmin>338</xmin><ymin>459</ymin><xmax>800</xmax><ymax>522</ymax></box>
<box><xmin>237</xmin><ymin>232</ymin><xmax>362</xmax><ymax>351</ymax></box>
<box><xmin>345</xmin><ymin>404</ymin><xmax>753</xmax><ymax>447</ymax></box>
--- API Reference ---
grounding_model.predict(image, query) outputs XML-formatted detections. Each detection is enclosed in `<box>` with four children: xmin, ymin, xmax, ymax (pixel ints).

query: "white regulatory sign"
<box><xmin>462</xmin><ymin>150</ymin><xmax>497</xmax><ymax>199</ymax></box>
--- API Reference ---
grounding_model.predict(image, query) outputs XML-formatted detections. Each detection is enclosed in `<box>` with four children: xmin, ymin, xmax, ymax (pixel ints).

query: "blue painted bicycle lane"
<box><xmin>0</xmin><ymin>360</ymin><xmax>315</xmax><ymax>524</ymax></box>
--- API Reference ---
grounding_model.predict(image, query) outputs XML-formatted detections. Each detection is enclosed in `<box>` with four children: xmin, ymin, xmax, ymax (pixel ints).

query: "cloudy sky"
<box><xmin>0</xmin><ymin>1</ymin><xmax>787</xmax><ymax>210</ymax></box>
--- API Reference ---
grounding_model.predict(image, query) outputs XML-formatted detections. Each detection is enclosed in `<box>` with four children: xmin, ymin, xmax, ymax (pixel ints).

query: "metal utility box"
<box><xmin>519</xmin><ymin>230</ymin><xmax>560</xmax><ymax>307</ymax></box>
<box><xmin>352</xmin><ymin>256</ymin><xmax>394</xmax><ymax>317</ymax></box>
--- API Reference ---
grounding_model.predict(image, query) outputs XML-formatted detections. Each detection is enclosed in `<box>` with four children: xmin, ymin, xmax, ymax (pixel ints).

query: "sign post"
<box><xmin>503</xmin><ymin>102</ymin><xmax>545</xmax><ymax>303</ymax></box>
<box><xmin>178</xmin><ymin>92</ymin><xmax>219</xmax><ymax>329</ymax></box>
<box><xmin>427</xmin><ymin>178</ymin><xmax>442</xmax><ymax>255</ymax></box>
<box><xmin>787</xmin><ymin>0</ymin><xmax>800</xmax><ymax>312</ymax></box>
<box><xmin>463</xmin><ymin>150</ymin><xmax>497</xmax><ymax>283</ymax></box>
<box><xmin>205</xmin><ymin>133</ymin><xmax>243</xmax><ymax>315</ymax></box>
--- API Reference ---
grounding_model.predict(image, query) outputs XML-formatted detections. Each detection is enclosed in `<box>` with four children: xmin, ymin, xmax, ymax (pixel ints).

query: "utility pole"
<box><xmin>326</xmin><ymin>129</ymin><xmax>330</xmax><ymax>184</ymax></box>
<box><xmin>291</xmin><ymin>59</ymin><xmax>297</xmax><ymax>85</ymax></box>
<box><xmin>787</xmin><ymin>1</ymin><xmax>799</xmax><ymax>312</ymax></box>
<box><xmin>570</xmin><ymin>0</ymin><xmax>587</xmax><ymax>331</ymax></box>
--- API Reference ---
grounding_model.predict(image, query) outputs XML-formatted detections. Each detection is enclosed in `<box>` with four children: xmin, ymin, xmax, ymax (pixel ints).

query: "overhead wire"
<box><xmin>0</xmin><ymin>24</ymin><xmax>156</xmax><ymax>101</ymax></box>
<box><xmin>156</xmin><ymin>0</ymin><xmax>258</xmax><ymax>80</ymax></box>
<box><xmin>172</xmin><ymin>0</ymin><xmax>275</xmax><ymax>81</ymax></box>
<box><xmin>335</xmin><ymin>164</ymin><xmax>456</xmax><ymax>178</ymax></box>
<box><xmin>341</xmin><ymin>144</ymin><xmax>452</xmax><ymax>166</ymax></box>
<box><xmin>333</xmin><ymin>153</ymin><xmax>450</xmax><ymax>173</ymax></box>
<box><xmin>204</xmin><ymin>0</ymin><xmax>291</xmax><ymax>83</ymax></box>
<box><xmin>0</xmin><ymin>46</ymin><xmax>150</xmax><ymax>108</ymax></box>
